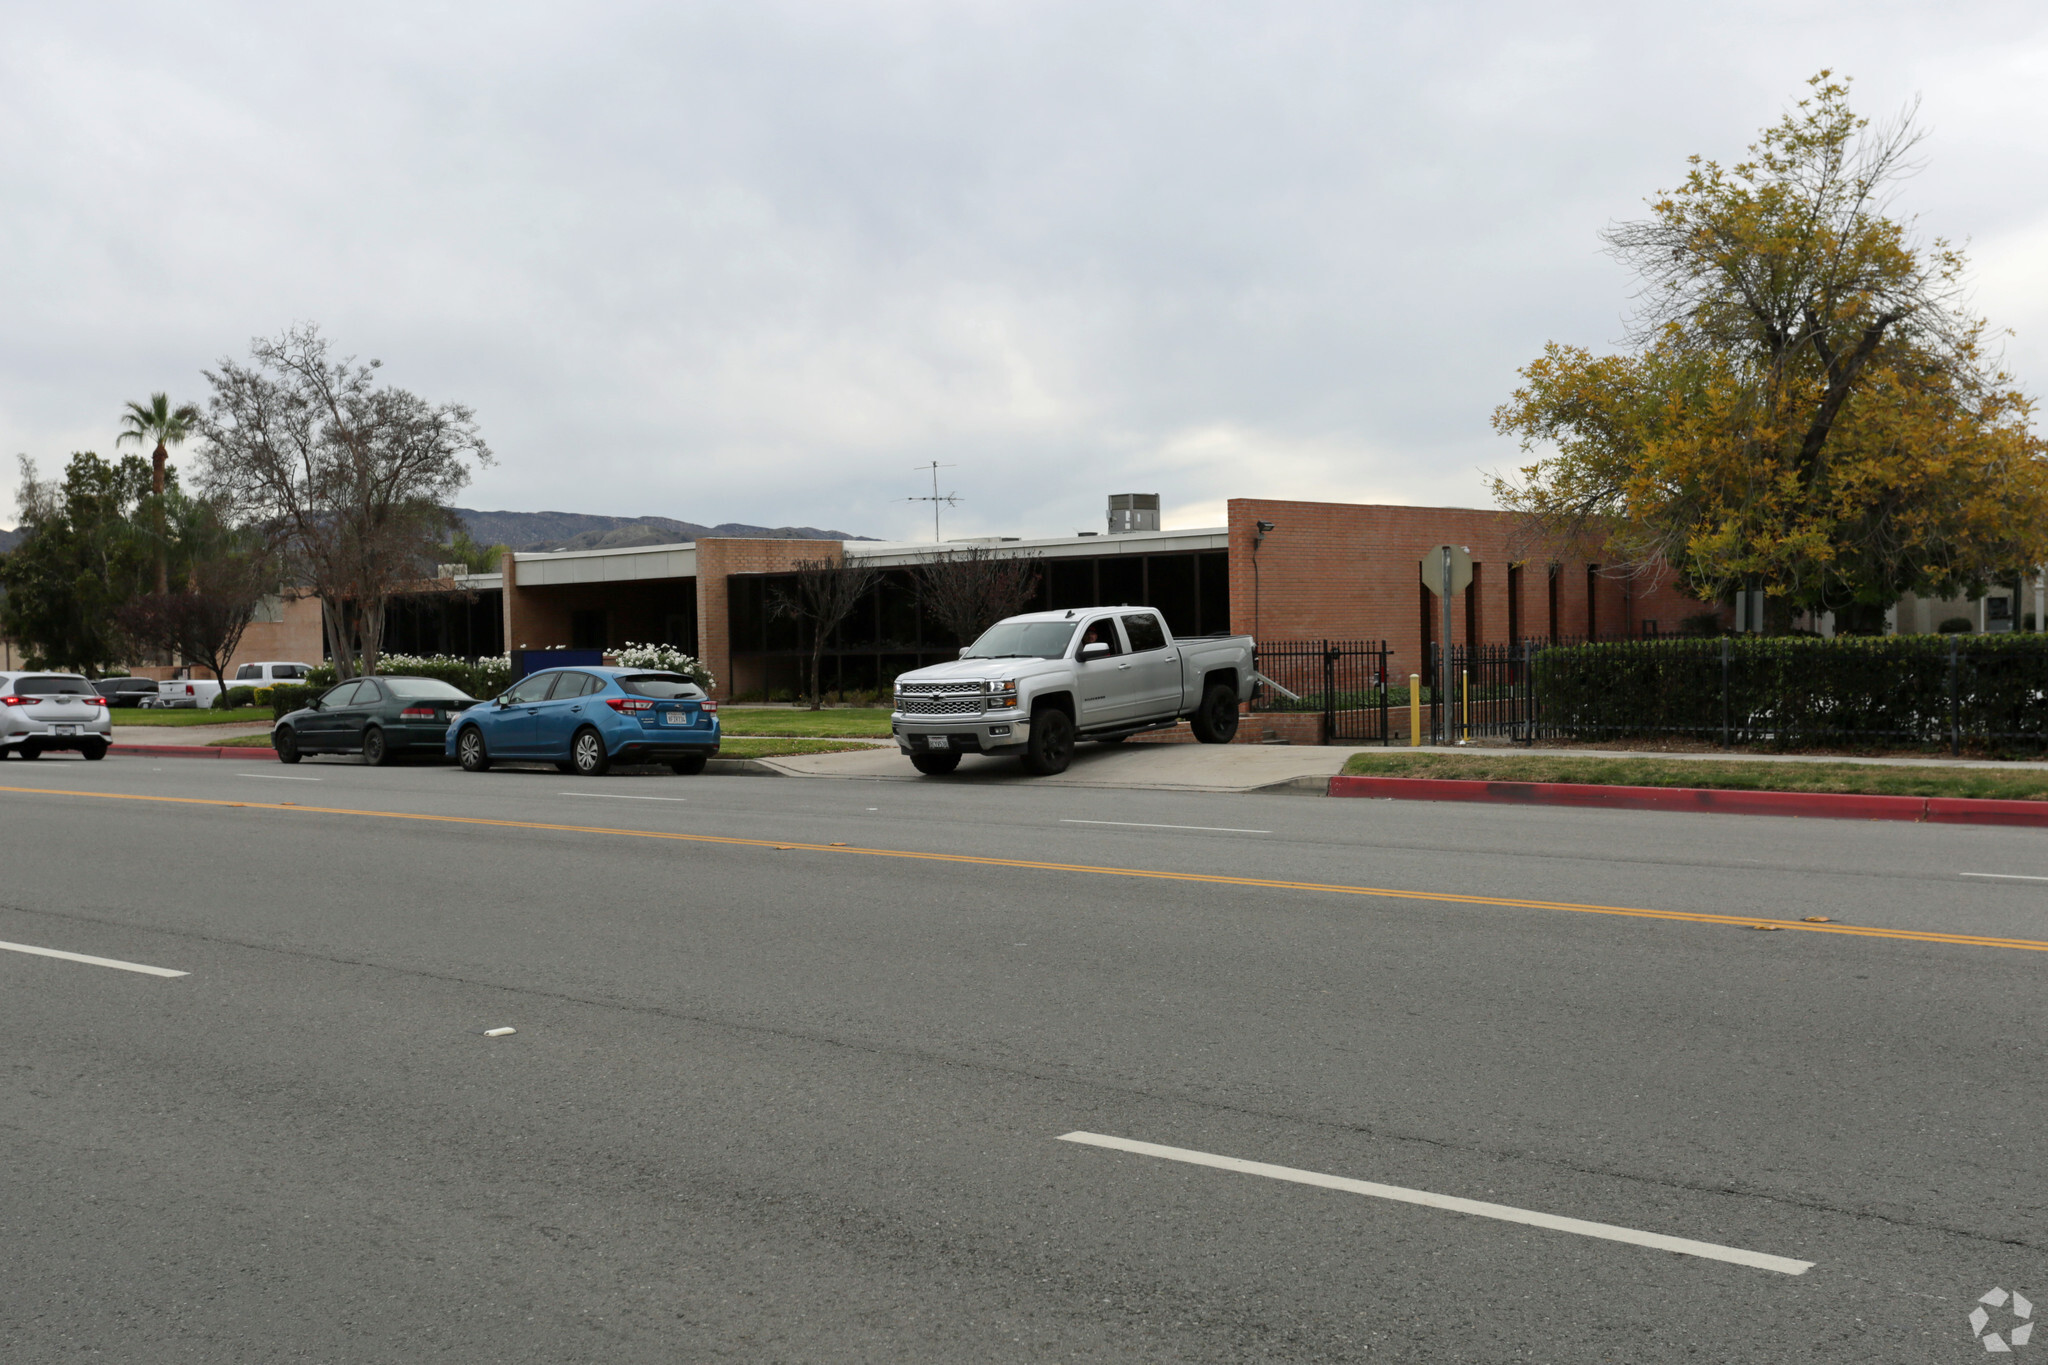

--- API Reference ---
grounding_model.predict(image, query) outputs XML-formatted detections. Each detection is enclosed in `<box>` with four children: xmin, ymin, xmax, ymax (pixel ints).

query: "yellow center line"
<box><xmin>5</xmin><ymin>783</ymin><xmax>2044</xmax><ymax>954</ymax></box>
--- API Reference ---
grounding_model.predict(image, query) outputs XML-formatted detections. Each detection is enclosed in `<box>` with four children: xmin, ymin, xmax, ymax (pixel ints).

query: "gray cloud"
<box><xmin>2</xmin><ymin>1</ymin><xmax>2042</xmax><ymax>539</ymax></box>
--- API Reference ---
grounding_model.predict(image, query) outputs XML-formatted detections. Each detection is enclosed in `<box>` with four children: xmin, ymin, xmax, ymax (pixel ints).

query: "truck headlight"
<box><xmin>984</xmin><ymin>680</ymin><xmax>1019</xmax><ymax>706</ymax></box>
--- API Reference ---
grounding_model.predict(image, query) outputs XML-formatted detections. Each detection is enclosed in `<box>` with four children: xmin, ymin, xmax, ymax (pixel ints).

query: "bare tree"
<box><xmin>197</xmin><ymin>325</ymin><xmax>490</xmax><ymax>678</ymax></box>
<box><xmin>770</xmin><ymin>556</ymin><xmax>881</xmax><ymax>709</ymax></box>
<box><xmin>117</xmin><ymin>524</ymin><xmax>277</xmax><ymax>685</ymax></box>
<box><xmin>910</xmin><ymin>545</ymin><xmax>1042</xmax><ymax>649</ymax></box>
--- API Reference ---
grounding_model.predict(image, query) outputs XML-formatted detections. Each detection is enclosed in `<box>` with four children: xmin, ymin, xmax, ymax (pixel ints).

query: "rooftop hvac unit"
<box><xmin>1107</xmin><ymin>493</ymin><xmax>1161</xmax><ymax>535</ymax></box>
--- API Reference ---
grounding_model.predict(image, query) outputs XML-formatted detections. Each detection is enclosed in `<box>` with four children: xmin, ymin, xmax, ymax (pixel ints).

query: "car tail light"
<box><xmin>401</xmin><ymin>706</ymin><xmax>436</xmax><ymax>719</ymax></box>
<box><xmin>606</xmin><ymin>697</ymin><xmax>656</xmax><ymax>712</ymax></box>
<box><xmin>701</xmin><ymin>701</ymin><xmax>718</xmax><ymax>713</ymax></box>
<box><xmin>0</xmin><ymin>696</ymin><xmax>25</xmax><ymax>707</ymax></box>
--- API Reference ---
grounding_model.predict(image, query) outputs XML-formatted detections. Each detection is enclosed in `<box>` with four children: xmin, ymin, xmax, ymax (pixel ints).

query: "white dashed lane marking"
<box><xmin>0</xmin><ymin>939</ymin><xmax>189</xmax><ymax>978</ymax></box>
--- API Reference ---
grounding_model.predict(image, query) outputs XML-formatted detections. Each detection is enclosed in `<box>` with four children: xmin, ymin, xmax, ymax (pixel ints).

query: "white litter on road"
<box><xmin>482</xmin><ymin>1027</ymin><xmax>517</xmax><ymax>1037</ymax></box>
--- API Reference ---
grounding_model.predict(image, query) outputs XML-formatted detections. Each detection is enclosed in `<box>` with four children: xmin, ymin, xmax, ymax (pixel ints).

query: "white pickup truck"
<box><xmin>890</xmin><ymin>606</ymin><xmax>1256</xmax><ymax>775</ymax></box>
<box><xmin>145</xmin><ymin>661</ymin><xmax>315</xmax><ymax>708</ymax></box>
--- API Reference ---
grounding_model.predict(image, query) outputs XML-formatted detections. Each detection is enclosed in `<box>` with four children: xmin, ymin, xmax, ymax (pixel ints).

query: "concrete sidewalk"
<box><xmin>756</xmin><ymin>741</ymin><xmax>1376</xmax><ymax>792</ymax></box>
<box><xmin>1434</xmin><ymin>743</ymin><xmax>2048</xmax><ymax>771</ymax></box>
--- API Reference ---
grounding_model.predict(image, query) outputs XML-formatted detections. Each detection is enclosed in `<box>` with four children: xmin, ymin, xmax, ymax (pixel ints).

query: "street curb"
<box><xmin>1326</xmin><ymin>775</ymin><xmax>2048</xmax><ymax>827</ymax></box>
<box><xmin>113</xmin><ymin>743</ymin><xmax>279</xmax><ymax>761</ymax></box>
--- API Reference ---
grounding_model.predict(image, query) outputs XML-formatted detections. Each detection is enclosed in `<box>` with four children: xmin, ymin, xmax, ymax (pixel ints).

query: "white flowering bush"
<box><xmin>613</xmin><ymin>642</ymin><xmax>714</xmax><ymax>690</ymax></box>
<box><xmin>308</xmin><ymin>652</ymin><xmax>514</xmax><ymax>698</ymax></box>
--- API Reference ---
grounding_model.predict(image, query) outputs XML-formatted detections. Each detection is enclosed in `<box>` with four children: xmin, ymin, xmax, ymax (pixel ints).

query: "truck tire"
<box><xmin>1021</xmin><ymin>707</ymin><xmax>1075</xmax><ymax>775</ymax></box>
<box><xmin>1191</xmin><ymin>683</ymin><xmax>1239</xmax><ymax>744</ymax></box>
<box><xmin>910</xmin><ymin>752</ymin><xmax>960</xmax><ymax>775</ymax></box>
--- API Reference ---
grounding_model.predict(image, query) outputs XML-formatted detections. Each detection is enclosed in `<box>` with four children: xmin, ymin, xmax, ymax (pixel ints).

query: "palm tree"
<box><xmin>116</xmin><ymin>392</ymin><xmax>202</xmax><ymax>595</ymax></box>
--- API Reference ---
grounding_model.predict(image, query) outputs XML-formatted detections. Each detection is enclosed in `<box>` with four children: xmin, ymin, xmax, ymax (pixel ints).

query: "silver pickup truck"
<box><xmin>890</xmin><ymin>606</ymin><xmax>1256</xmax><ymax>775</ymax></box>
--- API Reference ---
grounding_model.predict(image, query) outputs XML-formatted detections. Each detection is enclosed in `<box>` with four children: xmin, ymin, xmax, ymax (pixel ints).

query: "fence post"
<box><xmin>1379</xmin><ymin>643</ymin><xmax>1390</xmax><ymax>747</ymax></box>
<box><xmin>1720</xmin><ymin>637</ymin><xmax>1730</xmax><ymax>748</ymax></box>
<box><xmin>1322</xmin><ymin>640</ymin><xmax>1336</xmax><ymax>748</ymax></box>
<box><xmin>1409</xmin><ymin>673</ymin><xmax>1422</xmax><ymax>747</ymax></box>
<box><xmin>1949</xmin><ymin>637</ymin><xmax>1961</xmax><ymax>757</ymax></box>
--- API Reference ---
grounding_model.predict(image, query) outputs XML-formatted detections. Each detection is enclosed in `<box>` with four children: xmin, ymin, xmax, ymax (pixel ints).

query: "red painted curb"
<box><xmin>111</xmin><ymin>743</ymin><xmax>279</xmax><ymax>761</ymax></box>
<box><xmin>1326</xmin><ymin>775</ymin><xmax>2048</xmax><ymax>827</ymax></box>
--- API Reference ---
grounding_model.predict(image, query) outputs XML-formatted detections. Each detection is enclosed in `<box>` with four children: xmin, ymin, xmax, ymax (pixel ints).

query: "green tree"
<box><xmin>441</xmin><ymin>528</ymin><xmax>508</xmax><ymax>574</ymax></box>
<box><xmin>116</xmin><ymin>392</ymin><xmax>202</xmax><ymax>595</ymax></box>
<box><xmin>0</xmin><ymin>452</ymin><xmax>156</xmax><ymax>671</ymax></box>
<box><xmin>1491</xmin><ymin>74</ymin><xmax>2048</xmax><ymax>624</ymax></box>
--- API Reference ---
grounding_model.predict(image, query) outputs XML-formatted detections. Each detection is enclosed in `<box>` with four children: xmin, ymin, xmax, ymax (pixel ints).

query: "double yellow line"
<box><xmin>6</xmin><ymin>784</ymin><xmax>2044</xmax><ymax>954</ymax></box>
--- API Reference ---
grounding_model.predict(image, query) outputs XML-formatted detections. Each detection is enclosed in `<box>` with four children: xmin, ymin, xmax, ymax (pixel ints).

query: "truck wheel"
<box><xmin>910</xmin><ymin>752</ymin><xmax>960</xmax><ymax>775</ymax></box>
<box><xmin>1021</xmin><ymin>708</ymin><xmax>1075</xmax><ymax>775</ymax></box>
<box><xmin>1191</xmin><ymin>683</ymin><xmax>1239</xmax><ymax>743</ymax></box>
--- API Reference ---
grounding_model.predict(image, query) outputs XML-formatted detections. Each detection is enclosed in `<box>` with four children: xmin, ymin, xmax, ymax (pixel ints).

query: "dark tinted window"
<box><xmin>17</xmin><ymin>675</ymin><xmax>93</xmax><ymax>695</ymax></box>
<box><xmin>384</xmin><ymin>678</ymin><xmax>472</xmax><ymax>701</ymax></box>
<box><xmin>321</xmin><ymin>682</ymin><xmax>367</xmax><ymax>707</ymax></box>
<box><xmin>617</xmin><ymin>672</ymin><xmax>704</xmax><ymax>699</ymax></box>
<box><xmin>1121</xmin><ymin>613</ymin><xmax>1167</xmax><ymax>652</ymax></box>
<box><xmin>1076</xmin><ymin>619</ymin><xmax>1123</xmax><ymax>657</ymax></box>
<box><xmin>237</xmin><ymin>664</ymin><xmax>262</xmax><ymax>680</ymax></box>
<box><xmin>274</xmin><ymin>664</ymin><xmax>307</xmax><ymax>679</ymax></box>
<box><xmin>504</xmin><ymin>673</ymin><xmax>556</xmax><ymax>704</ymax></box>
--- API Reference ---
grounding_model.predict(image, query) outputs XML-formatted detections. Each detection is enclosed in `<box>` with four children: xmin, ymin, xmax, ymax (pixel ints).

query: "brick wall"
<box><xmin>1226</xmin><ymin>499</ymin><xmax>1712</xmax><ymax>680</ymax></box>
<box><xmin>693</xmin><ymin>538</ymin><xmax>842</xmax><ymax>699</ymax></box>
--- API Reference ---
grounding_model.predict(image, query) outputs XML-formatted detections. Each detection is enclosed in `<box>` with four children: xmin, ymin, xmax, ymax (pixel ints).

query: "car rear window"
<box><xmin>618</xmin><ymin>673</ymin><xmax>704</xmax><ymax>699</ymax></box>
<box><xmin>384</xmin><ymin>678</ymin><xmax>472</xmax><ymax>701</ymax></box>
<box><xmin>16</xmin><ymin>675</ymin><xmax>93</xmax><ymax>695</ymax></box>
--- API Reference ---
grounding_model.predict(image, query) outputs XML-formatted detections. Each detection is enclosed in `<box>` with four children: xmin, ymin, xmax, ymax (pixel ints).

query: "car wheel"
<box><xmin>909</xmin><ymin>751</ymin><xmax>960</xmax><ymax>775</ymax></box>
<box><xmin>1020</xmin><ymin>707</ymin><xmax>1075</xmax><ymax>775</ymax></box>
<box><xmin>457</xmin><ymin>726</ymin><xmax>492</xmax><ymax>772</ymax></box>
<box><xmin>82</xmin><ymin>741</ymin><xmax>107</xmax><ymax>762</ymax></box>
<box><xmin>18</xmin><ymin>743</ymin><xmax>41</xmax><ymax>760</ymax></box>
<box><xmin>570</xmin><ymin>726</ymin><xmax>611</xmax><ymax>776</ymax></box>
<box><xmin>361</xmin><ymin>726</ymin><xmax>392</xmax><ymax>766</ymax></box>
<box><xmin>1190</xmin><ymin>682</ymin><xmax>1240</xmax><ymax>744</ymax></box>
<box><xmin>670</xmin><ymin>752</ymin><xmax>709</xmax><ymax>776</ymax></box>
<box><xmin>273</xmin><ymin>728</ymin><xmax>301</xmax><ymax>764</ymax></box>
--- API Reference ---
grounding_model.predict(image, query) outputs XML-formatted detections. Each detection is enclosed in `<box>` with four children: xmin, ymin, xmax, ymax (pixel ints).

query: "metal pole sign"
<box><xmin>1421</xmin><ymin>546</ymin><xmax>1471</xmax><ymax>744</ymax></box>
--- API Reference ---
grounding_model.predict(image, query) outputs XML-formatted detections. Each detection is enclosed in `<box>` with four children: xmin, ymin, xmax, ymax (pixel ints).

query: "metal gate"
<box><xmin>1433</xmin><ymin>641</ymin><xmax>1540</xmax><ymax>744</ymax></box>
<box><xmin>1251</xmin><ymin>640</ymin><xmax>1394</xmax><ymax>744</ymax></box>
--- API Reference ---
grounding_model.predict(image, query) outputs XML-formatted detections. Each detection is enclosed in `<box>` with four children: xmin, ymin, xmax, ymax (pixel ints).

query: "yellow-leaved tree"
<box><xmin>1491</xmin><ymin>73</ymin><xmax>2048</xmax><ymax>631</ymax></box>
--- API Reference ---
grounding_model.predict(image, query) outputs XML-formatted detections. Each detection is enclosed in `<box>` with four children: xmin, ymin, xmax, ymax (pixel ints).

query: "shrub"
<box><xmin>212</xmin><ymin>686</ymin><xmax>259</xmax><ymax>709</ymax></box>
<box><xmin>613</xmin><ymin>642</ymin><xmax>715</xmax><ymax>691</ymax></box>
<box><xmin>303</xmin><ymin>653</ymin><xmax>514</xmax><ymax>700</ymax></box>
<box><xmin>270</xmin><ymin>684</ymin><xmax>310</xmax><ymax>719</ymax></box>
<box><xmin>1938</xmin><ymin>617</ymin><xmax>1975</xmax><ymax>634</ymax></box>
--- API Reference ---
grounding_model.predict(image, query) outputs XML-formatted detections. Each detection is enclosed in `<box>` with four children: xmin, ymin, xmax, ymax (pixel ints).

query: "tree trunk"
<box><xmin>808</xmin><ymin>624</ymin><xmax>825</xmax><ymax>710</ymax></box>
<box><xmin>358</xmin><ymin>597</ymin><xmax>386</xmax><ymax>676</ymax></box>
<box><xmin>321</xmin><ymin>597</ymin><xmax>356</xmax><ymax>680</ymax></box>
<box><xmin>152</xmin><ymin>443</ymin><xmax>169</xmax><ymax>596</ymax></box>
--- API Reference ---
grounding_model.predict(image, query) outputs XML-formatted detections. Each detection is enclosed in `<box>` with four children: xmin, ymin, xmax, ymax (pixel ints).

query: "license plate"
<box><xmin>927</xmin><ymin>734</ymin><xmax>950</xmax><ymax>750</ymax></box>
<box><xmin>53</xmin><ymin>725</ymin><xmax>78</xmax><ymax>736</ymax></box>
<box><xmin>663</xmin><ymin>711</ymin><xmax>688</xmax><ymax>726</ymax></box>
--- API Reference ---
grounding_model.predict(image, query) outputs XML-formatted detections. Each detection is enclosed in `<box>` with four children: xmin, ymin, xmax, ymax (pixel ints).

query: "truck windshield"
<box><xmin>961</xmin><ymin>622</ymin><xmax>1077</xmax><ymax>659</ymax></box>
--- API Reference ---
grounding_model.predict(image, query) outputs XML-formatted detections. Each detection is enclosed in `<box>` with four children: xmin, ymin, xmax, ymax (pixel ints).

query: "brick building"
<box><xmin>479</xmin><ymin>495</ymin><xmax>1717</xmax><ymax>700</ymax></box>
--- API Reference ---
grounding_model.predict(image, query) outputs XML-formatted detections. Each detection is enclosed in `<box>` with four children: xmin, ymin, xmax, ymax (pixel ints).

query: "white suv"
<box><xmin>0</xmin><ymin>672</ymin><xmax>113</xmax><ymax>760</ymax></box>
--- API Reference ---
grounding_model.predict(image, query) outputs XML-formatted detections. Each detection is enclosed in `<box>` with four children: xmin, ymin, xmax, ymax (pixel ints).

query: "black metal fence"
<box><xmin>1252</xmin><ymin>639</ymin><xmax>1394</xmax><ymax>743</ymax></box>
<box><xmin>1411</xmin><ymin>634</ymin><xmax>2048</xmax><ymax>753</ymax></box>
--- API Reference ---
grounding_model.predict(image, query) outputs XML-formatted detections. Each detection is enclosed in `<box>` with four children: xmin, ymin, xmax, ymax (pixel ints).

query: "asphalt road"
<box><xmin>3</xmin><ymin>751</ymin><xmax>2045</xmax><ymax>1362</ymax></box>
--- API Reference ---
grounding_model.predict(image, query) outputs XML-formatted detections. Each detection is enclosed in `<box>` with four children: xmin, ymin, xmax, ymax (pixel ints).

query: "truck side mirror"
<box><xmin>1079</xmin><ymin>641</ymin><xmax>1111</xmax><ymax>660</ymax></box>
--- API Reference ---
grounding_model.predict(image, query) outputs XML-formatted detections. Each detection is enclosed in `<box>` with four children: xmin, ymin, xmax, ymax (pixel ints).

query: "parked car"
<box><xmin>1</xmin><ymin>672</ymin><xmax>112</xmax><ymax>759</ymax></box>
<box><xmin>447</xmin><ymin>666</ymin><xmax>720</xmax><ymax>776</ymax></box>
<box><xmin>271</xmin><ymin>676</ymin><xmax>480</xmax><ymax>765</ymax></box>
<box><xmin>233</xmin><ymin>661</ymin><xmax>315</xmax><ymax>685</ymax></box>
<box><xmin>95</xmin><ymin>676</ymin><xmax>161</xmax><ymax>707</ymax></box>
<box><xmin>887</xmin><ymin>606</ymin><xmax>1256</xmax><ymax>775</ymax></box>
<box><xmin>145</xmin><ymin>676</ymin><xmax>224</xmax><ymax>708</ymax></box>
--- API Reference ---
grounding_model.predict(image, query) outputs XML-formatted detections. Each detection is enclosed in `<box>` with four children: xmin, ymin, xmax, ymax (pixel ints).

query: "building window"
<box><xmin>1507</xmin><ymin>564</ymin><xmax>1522</xmax><ymax>643</ymax></box>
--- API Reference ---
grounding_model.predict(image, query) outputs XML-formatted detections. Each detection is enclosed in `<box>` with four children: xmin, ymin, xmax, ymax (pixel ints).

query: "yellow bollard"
<box><xmin>1409</xmin><ymin>672</ymin><xmax>1422</xmax><ymax>747</ymax></box>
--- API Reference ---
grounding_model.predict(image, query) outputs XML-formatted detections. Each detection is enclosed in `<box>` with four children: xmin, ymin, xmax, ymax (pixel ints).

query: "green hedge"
<box><xmin>270</xmin><ymin>684</ymin><xmax>311</xmax><ymax>720</ymax></box>
<box><xmin>1533</xmin><ymin>634</ymin><xmax>2048</xmax><ymax>750</ymax></box>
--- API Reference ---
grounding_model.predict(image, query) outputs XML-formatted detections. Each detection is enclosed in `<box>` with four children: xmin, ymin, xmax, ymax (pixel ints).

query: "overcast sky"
<box><xmin>2</xmin><ymin>2</ymin><xmax>2043</xmax><ymax>541</ymax></box>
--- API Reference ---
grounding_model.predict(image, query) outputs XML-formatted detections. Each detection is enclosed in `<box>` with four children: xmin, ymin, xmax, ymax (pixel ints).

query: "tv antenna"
<box><xmin>907</xmin><ymin>461</ymin><xmax>959</xmax><ymax>541</ymax></box>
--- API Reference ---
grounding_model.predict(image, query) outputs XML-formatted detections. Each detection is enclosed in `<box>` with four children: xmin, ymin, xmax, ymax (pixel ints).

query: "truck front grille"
<box><xmin>895</xmin><ymin>685</ymin><xmax>985</xmax><ymax>717</ymax></box>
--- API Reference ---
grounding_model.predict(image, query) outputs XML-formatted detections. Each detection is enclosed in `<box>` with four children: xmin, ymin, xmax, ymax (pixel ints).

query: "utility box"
<box><xmin>1107</xmin><ymin>493</ymin><xmax>1161</xmax><ymax>535</ymax></box>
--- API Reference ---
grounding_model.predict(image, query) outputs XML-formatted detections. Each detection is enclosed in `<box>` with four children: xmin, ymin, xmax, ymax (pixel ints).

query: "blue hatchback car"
<box><xmin>446</xmin><ymin>666</ymin><xmax>720</xmax><ymax>776</ymax></box>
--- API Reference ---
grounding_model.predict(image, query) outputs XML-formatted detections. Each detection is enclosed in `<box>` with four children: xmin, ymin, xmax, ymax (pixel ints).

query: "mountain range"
<box><xmin>454</xmin><ymin>509</ymin><xmax>871</xmax><ymax>553</ymax></box>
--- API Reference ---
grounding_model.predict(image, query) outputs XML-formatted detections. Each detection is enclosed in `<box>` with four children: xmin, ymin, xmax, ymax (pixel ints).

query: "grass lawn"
<box><xmin>208</xmin><ymin>734</ymin><xmax>277</xmax><ymax>747</ymax></box>
<box><xmin>114</xmin><ymin>708</ymin><xmax>273</xmax><ymax>727</ymax></box>
<box><xmin>1340</xmin><ymin>750</ymin><xmax>2048</xmax><ymax>802</ymax></box>
<box><xmin>718</xmin><ymin>707</ymin><xmax>893</xmax><ymax>738</ymax></box>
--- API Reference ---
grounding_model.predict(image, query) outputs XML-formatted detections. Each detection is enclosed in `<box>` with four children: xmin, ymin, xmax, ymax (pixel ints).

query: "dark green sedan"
<box><xmin>272</xmin><ymin>676</ymin><xmax>479</xmax><ymax>765</ymax></box>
